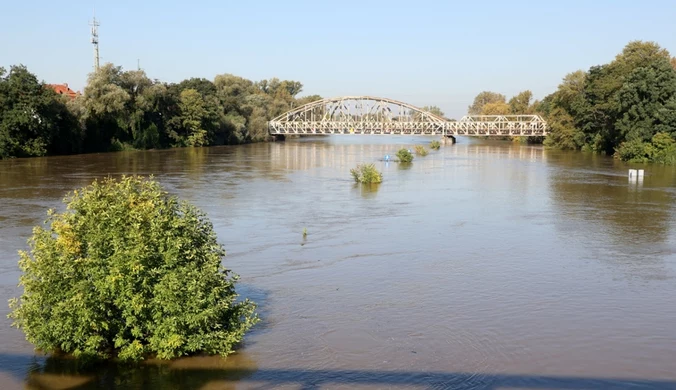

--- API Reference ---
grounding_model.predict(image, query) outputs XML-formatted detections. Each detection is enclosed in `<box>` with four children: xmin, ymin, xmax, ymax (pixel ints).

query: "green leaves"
<box><xmin>396</xmin><ymin>148</ymin><xmax>414</xmax><ymax>163</ymax></box>
<box><xmin>8</xmin><ymin>176</ymin><xmax>257</xmax><ymax>361</ymax></box>
<box><xmin>0</xmin><ymin>62</ymin><xmax>319</xmax><ymax>158</ymax></box>
<box><xmin>468</xmin><ymin>91</ymin><xmax>506</xmax><ymax>115</ymax></box>
<box><xmin>0</xmin><ymin>65</ymin><xmax>80</xmax><ymax>158</ymax></box>
<box><xmin>542</xmin><ymin>41</ymin><xmax>676</xmax><ymax>163</ymax></box>
<box><xmin>350</xmin><ymin>163</ymin><xmax>383</xmax><ymax>184</ymax></box>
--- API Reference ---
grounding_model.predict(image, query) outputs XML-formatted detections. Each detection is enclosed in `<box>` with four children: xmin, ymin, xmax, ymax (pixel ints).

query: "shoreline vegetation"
<box><xmin>467</xmin><ymin>41</ymin><xmax>676</xmax><ymax>164</ymax></box>
<box><xmin>0</xmin><ymin>63</ymin><xmax>320</xmax><ymax>159</ymax></box>
<box><xmin>3</xmin><ymin>41</ymin><xmax>676</xmax><ymax>164</ymax></box>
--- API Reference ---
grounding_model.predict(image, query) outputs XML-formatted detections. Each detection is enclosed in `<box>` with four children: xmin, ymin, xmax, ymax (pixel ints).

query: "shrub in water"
<box><xmin>350</xmin><ymin>163</ymin><xmax>383</xmax><ymax>184</ymax></box>
<box><xmin>430</xmin><ymin>140</ymin><xmax>441</xmax><ymax>150</ymax></box>
<box><xmin>414</xmin><ymin>145</ymin><xmax>429</xmax><ymax>156</ymax></box>
<box><xmin>8</xmin><ymin>176</ymin><xmax>257</xmax><ymax>361</ymax></box>
<box><xmin>396</xmin><ymin>148</ymin><xmax>414</xmax><ymax>163</ymax></box>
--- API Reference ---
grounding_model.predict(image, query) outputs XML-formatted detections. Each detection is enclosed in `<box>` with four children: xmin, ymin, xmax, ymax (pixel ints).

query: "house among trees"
<box><xmin>48</xmin><ymin>83</ymin><xmax>79</xmax><ymax>99</ymax></box>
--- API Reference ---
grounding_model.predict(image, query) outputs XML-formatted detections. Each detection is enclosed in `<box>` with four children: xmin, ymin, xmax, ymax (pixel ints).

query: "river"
<box><xmin>1</xmin><ymin>137</ymin><xmax>675</xmax><ymax>389</ymax></box>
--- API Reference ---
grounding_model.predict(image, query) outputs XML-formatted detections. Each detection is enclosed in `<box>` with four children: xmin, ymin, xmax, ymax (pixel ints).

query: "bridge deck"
<box><xmin>268</xmin><ymin>118</ymin><xmax>547</xmax><ymax>136</ymax></box>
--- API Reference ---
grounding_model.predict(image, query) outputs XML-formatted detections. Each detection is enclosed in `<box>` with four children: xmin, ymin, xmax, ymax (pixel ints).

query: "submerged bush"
<box><xmin>8</xmin><ymin>176</ymin><xmax>257</xmax><ymax>361</ymax></box>
<box><xmin>615</xmin><ymin>132</ymin><xmax>676</xmax><ymax>164</ymax></box>
<box><xmin>430</xmin><ymin>140</ymin><xmax>441</xmax><ymax>150</ymax></box>
<box><xmin>350</xmin><ymin>163</ymin><xmax>383</xmax><ymax>184</ymax></box>
<box><xmin>414</xmin><ymin>145</ymin><xmax>429</xmax><ymax>156</ymax></box>
<box><xmin>396</xmin><ymin>148</ymin><xmax>414</xmax><ymax>163</ymax></box>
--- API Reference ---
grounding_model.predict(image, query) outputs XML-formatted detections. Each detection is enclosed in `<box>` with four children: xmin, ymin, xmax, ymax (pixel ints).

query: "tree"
<box><xmin>540</xmin><ymin>40</ymin><xmax>676</xmax><ymax>162</ymax></box>
<box><xmin>611</xmin><ymin>40</ymin><xmax>671</xmax><ymax>79</ymax></box>
<box><xmin>8</xmin><ymin>176</ymin><xmax>258</xmax><ymax>361</ymax></box>
<box><xmin>508</xmin><ymin>90</ymin><xmax>533</xmax><ymax>114</ymax></box>
<box><xmin>615</xmin><ymin>57</ymin><xmax>676</xmax><ymax>143</ymax></box>
<box><xmin>543</xmin><ymin>107</ymin><xmax>585</xmax><ymax>150</ymax></box>
<box><xmin>176</xmin><ymin>78</ymin><xmax>217</xmax><ymax>98</ymax></box>
<box><xmin>480</xmin><ymin>102</ymin><xmax>511</xmax><ymax>115</ymax></box>
<box><xmin>468</xmin><ymin>91</ymin><xmax>506</xmax><ymax>114</ymax></box>
<box><xmin>0</xmin><ymin>65</ymin><xmax>80</xmax><ymax>158</ymax></box>
<box><xmin>577</xmin><ymin>41</ymin><xmax>673</xmax><ymax>153</ymax></box>
<box><xmin>552</xmin><ymin>70</ymin><xmax>586</xmax><ymax>113</ymax></box>
<box><xmin>295</xmin><ymin>94</ymin><xmax>323</xmax><ymax>107</ymax></box>
<box><xmin>79</xmin><ymin>64</ymin><xmax>131</xmax><ymax>151</ymax></box>
<box><xmin>177</xmin><ymin>89</ymin><xmax>209</xmax><ymax>146</ymax></box>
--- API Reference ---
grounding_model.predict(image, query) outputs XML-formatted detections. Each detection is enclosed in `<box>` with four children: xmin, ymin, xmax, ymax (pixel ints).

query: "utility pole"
<box><xmin>90</xmin><ymin>16</ymin><xmax>100</xmax><ymax>71</ymax></box>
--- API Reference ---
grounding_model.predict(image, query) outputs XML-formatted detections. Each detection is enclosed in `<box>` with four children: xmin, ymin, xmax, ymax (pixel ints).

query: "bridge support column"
<box><xmin>272</xmin><ymin>134</ymin><xmax>286</xmax><ymax>142</ymax></box>
<box><xmin>443</xmin><ymin>135</ymin><xmax>456</xmax><ymax>145</ymax></box>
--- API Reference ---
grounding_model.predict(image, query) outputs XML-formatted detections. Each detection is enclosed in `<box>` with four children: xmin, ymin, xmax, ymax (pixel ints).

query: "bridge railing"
<box><xmin>269</xmin><ymin>116</ymin><xmax>547</xmax><ymax>136</ymax></box>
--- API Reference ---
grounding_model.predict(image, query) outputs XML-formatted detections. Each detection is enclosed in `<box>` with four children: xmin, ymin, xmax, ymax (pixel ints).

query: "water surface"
<box><xmin>1</xmin><ymin>137</ymin><xmax>675</xmax><ymax>389</ymax></box>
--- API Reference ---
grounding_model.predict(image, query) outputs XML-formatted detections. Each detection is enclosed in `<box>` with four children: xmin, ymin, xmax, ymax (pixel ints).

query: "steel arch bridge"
<box><xmin>268</xmin><ymin>96</ymin><xmax>548</xmax><ymax>137</ymax></box>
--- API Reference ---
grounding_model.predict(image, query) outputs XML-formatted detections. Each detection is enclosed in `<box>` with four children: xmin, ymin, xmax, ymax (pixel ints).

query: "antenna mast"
<box><xmin>90</xmin><ymin>16</ymin><xmax>100</xmax><ymax>71</ymax></box>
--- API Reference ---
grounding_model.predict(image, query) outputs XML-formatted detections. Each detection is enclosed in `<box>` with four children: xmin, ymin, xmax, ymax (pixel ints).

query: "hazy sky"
<box><xmin>2</xmin><ymin>0</ymin><xmax>675</xmax><ymax>118</ymax></box>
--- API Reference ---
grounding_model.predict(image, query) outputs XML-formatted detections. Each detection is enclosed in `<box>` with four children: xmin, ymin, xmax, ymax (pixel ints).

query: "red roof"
<box><xmin>48</xmin><ymin>83</ymin><xmax>79</xmax><ymax>99</ymax></box>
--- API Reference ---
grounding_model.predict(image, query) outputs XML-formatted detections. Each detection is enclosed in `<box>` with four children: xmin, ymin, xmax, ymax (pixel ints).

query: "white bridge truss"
<box><xmin>268</xmin><ymin>96</ymin><xmax>548</xmax><ymax>136</ymax></box>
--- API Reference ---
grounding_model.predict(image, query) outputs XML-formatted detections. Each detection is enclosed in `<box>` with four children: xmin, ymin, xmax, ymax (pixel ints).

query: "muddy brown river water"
<box><xmin>1</xmin><ymin>136</ymin><xmax>675</xmax><ymax>389</ymax></box>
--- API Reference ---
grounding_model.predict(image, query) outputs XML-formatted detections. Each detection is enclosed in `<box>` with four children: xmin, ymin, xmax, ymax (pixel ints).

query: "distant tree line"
<box><xmin>468</xmin><ymin>41</ymin><xmax>676</xmax><ymax>163</ymax></box>
<box><xmin>0</xmin><ymin>63</ymin><xmax>321</xmax><ymax>159</ymax></box>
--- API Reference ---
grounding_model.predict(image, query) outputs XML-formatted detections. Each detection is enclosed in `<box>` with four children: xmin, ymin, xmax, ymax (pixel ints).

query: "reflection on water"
<box><xmin>1</xmin><ymin>137</ymin><xmax>676</xmax><ymax>389</ymax></box>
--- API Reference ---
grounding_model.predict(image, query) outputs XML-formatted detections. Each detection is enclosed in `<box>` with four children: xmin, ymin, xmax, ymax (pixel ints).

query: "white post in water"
<box><xmin>628</xmin><ymin>169</ymin><xmax>645</xmax><ymax>186</ymax></box>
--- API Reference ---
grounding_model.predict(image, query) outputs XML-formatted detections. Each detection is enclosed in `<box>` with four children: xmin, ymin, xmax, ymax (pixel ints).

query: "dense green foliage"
<box><xmin>468</xmin><ymin>91</ymin><xmax>507</xmax><ymax>115</ymax></box>
<box><xmin>0</xmin><ymin>63</ymin><xmax>320</xmax><ymax>158</ymax></box>
<box><xmin>350</xmin><ymin>163</ymin><xmax>383</xmax><ymax>184</ymax></box>
<box><xmin>414</xmin><ymin>145</ymin><xmax>429</xmax><ymax>156</ymax></box>
<box><xmin>396</xmin><ymin>148</ymin><xmax>414</xmax><ymax>163</ymax></box>
<box><xmin>0</xmin><ymin>66</ymin><xmax>81</xmax><ymax>158</ymax></box>
<box><xmin>540</xmin><ymin>41</ymin><xmax>676</xmax><ymax>164</ymax></box>
<box><xmin>8</xmin><ymin>176</ymin><xmax>257</xmax><ymax>361</ymax></box>
<box><xmin>430</xmin><ymin>140</ymin><xmax>441</xmax><ymax>150</ymax></box>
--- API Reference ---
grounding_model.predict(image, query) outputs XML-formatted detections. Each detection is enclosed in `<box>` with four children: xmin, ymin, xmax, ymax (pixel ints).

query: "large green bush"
<box><xmin>615</xmin><ymin>132</ymin><xmax>676</xmax><ymax>164</ymax></box>
<box><xmin>350</xmin><ymin>163</ymin><xmax>382</xmax><ymax>184</ymax></box>
<box><xmin>8</xmin><ymin>176</ymin><xmax>257</xmax><ymax>361</ymax></box>
<box><xmin>396</xmin><ymin>148</ymin><xmax>414</xmax><ymax>163</ymax></box>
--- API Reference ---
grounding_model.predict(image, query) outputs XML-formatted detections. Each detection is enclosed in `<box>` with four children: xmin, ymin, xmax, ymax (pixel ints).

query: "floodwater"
<box><xmin>1</xmin><ymin>137</ymin><xmax>676</xmax><ymax>390</ymax></box>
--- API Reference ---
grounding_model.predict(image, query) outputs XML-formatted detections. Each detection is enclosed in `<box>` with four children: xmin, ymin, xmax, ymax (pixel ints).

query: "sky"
<box><xmin>2</xmin><ymin>0</ymin><xmax>675</xmax><ymax>119</ymax></box>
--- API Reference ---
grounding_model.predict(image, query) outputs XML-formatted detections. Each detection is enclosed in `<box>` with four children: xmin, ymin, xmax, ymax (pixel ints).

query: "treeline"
<box><xmin>469</xmin><ymin>41</ymin><xmax>676</xmax><ymax>163</ymax></box>
<box><xmin>468</xmin><ymin>90</ymin><xmax>538</xmax><ymax>116</ymax></box>
<box><xmin>0</xmin><ymin>64</ymin><xmax>321</xmax><ymax>159</ymax></box>
<box><xmin>540</xmin><ymin>41</ymin><xmax>676</xmax><ymax>164</ymax></box>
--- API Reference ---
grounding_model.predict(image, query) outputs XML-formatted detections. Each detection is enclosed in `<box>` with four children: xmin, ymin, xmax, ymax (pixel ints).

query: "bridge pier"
<box><xmin>442</xmin><ymin>135</ymin><xmax>456</xmax><ymax>145</ymax></box>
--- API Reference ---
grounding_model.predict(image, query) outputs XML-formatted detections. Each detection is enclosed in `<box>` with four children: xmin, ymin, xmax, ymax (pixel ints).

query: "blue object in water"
<box><xmin>385</xmin><ymin>154</ymin><xmax>390</xmax><ymax>161</ymax></box>
<box><xmin>408</xmin><ymin>149</ymin><xmax>412</xmax><ymax>153</ymax></box>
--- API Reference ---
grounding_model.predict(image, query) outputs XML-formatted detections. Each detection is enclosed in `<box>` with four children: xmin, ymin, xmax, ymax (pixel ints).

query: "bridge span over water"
<box><xmin>268</xmin><ymin>96</ymin><xmax>548</xmax><ymax>137</ymax></box>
